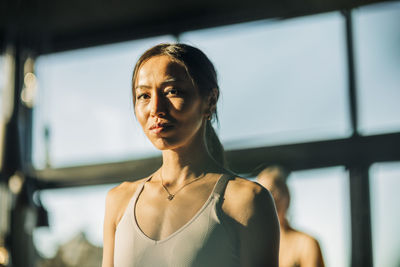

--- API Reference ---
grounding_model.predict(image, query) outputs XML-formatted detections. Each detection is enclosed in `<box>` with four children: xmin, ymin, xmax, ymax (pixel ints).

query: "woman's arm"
<box><xmin>102</xmin><ymin>188</ymin><xmax>117</xmax><ymax>267</ymax></box>
<box><xmin>224</xmin><ymin>179</ymin><xmax>280</xmax><ymax>267</ymax></box>
<box><xmin>102</xmin><ymin>181</ymin><xmax>141</xmax><ymax>267</ymax></box>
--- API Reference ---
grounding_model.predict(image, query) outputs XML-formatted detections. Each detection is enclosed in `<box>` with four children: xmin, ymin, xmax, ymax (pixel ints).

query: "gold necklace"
<box><xmin>160</xmin><ymin>173</ymin><xmax>206</xmax><ymax>201</ymax></box>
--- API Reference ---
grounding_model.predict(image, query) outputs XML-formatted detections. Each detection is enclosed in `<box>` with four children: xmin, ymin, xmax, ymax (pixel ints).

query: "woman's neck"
<box><xmin>159</xmin><ymin>140</ymin><xmax>222</xmax><ymax>186</ymax></box>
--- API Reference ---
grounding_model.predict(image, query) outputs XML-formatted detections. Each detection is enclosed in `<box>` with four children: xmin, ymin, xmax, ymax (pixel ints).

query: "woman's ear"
<box><xmin>205</xmin><ymin>87</ymin><xmax>219</xmax><ymax>117</ymax></box>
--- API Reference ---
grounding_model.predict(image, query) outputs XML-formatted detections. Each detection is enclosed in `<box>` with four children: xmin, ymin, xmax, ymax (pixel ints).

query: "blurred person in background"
<box><xmin>102</xmin><ymin>43</ymin><xmax>280</xmax><ymax>267</ymax></box>
<box><xmin>257</xmin><ymin>166</ymin><xmax>325</xmax><ymax>267</ymax></box>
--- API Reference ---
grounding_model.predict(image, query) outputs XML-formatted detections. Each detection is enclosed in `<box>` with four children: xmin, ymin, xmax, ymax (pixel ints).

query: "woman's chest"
<box><xmin>135</xmin><ymin>187</ymin><xmax>212</xmax><ymax>241</ymax></box>
<box><xmin>114</xmin><ymin>203</ymin><xmax>238</xmax><ymax>267</ymax></box>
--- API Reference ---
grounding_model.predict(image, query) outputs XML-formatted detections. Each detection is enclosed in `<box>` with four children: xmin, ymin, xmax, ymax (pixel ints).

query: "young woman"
<box><xmin>102</xmin><ymin>43</ymin><xmax>279</xmax><ymax>267</ymax></box>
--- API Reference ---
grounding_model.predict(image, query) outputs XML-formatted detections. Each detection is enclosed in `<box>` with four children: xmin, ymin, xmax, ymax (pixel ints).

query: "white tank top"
<box><xmin>114</xmin><ymin>174</ymin><xmax>240</xmax><ymax>267</ymax></box>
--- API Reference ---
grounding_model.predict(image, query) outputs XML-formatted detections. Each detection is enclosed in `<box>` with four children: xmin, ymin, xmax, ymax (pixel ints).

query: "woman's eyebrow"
<box><xmin>162</xmin><ymin>77</ymin><xmax>179</xmax><ymax>83</ymax></box>
<box><xmin>135</xmin><ymin>85</ymin><xmax>151</xmax><ymax>90</ymax></box>
<box><xmin>135</xmin><ymin>78</ymin><xmax>187</xmax><ymax>90</ymax></box>
<box><xmin>161</xmin><ymin>77</ymin><xmax>189</xmax><ymax>86</ymax></box>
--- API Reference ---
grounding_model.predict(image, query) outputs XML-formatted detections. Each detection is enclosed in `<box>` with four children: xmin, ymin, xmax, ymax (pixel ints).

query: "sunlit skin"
<box><xmin>134</xmin><ymin>55</ymin><xmax>209</xmax><ymax>154</ymax></box>
<box><xmin>132</xmin><ymin>55</ymin><xmax>228</xmax><ymax>240</ymax></box>
<box><xmin>102</xmin><ymin>54</ymin><xmax>280</xmax><ymax>267</ymax></box>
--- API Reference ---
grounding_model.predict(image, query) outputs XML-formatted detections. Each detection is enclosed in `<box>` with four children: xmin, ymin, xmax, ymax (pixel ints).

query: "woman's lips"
<box><xmin>149</xmin><ymin>123</ymin><xmax>174</xmax><ymax>134</ymax></box>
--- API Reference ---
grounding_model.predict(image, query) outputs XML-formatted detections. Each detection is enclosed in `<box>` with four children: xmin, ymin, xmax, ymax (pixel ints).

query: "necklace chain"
<box><xmin>160</xmin><ymin>173</ymin><xmax>205</xmax><ymax>201</ymax></box>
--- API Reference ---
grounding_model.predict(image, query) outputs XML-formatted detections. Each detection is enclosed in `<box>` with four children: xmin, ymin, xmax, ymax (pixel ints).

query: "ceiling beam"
<box><xmin>1</xmin><ymin>0</ymin><xmax>391</xmax><ymax>55</ymax></box>
<box><xmin>32</xmin><ymin>132</ymin><xmax>400</xmax><ymax>188</ymax></box>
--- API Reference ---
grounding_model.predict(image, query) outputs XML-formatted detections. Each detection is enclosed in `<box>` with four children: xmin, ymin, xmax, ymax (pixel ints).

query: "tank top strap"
<box><xmin>128</xmin><ymin>176</ymin><xmax>152</xmax><ymax>208</ymax></box>
<box><xmin>212</xmin><ymin>173</ymin><xmax>233</xmax><ymax>198</ymax></box>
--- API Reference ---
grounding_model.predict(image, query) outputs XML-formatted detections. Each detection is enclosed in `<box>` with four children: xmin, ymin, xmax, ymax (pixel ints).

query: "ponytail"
<box><xmin>205</xmin><ymin>120</ymin><xmax>225</xmax><ymax>167</ymax></box>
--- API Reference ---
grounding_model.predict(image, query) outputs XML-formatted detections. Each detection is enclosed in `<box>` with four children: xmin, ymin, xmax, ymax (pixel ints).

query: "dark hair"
<box><xmin>132</xmin><ymin>43</ymin><xmax>225</xmax><ymax>166</ymax></box>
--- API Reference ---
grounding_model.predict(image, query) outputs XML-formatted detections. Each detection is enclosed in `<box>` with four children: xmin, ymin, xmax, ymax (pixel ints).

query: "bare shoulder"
<box><xmin>105</xmin><ymin>178</ymin><xmax>148</xmax><ymax>227</ymax></box>
<box><xmin>225</xmin><ymin>177</ymin><xmax>266</xmax><ymax>201</ymax></box>
<box><xmin>291</xmin><ymin>229</ymin><xmax>325</xmax><ymax>266</ymax></box>
<box><xmin>106</xmin><ymin>179</ymin><xmax>142</xmax><ymax>202</ymax></box>
<box><xmin>294</xmin><ymin>230</ymin><xmax>322</xmax><ymax>250</ymax></box>
<box><xmin>223</xmin><ymin>176</ymin><xmax>280</xmax><ymax>266</ymax></box>
<box><xmin>223</xmin><ymin>176</ymin><xmax>276</xmax><ymax>226</ymax></box>
<box><xmin>108</xmin><ymin>178</ymin><xmax>143</xmax><ymax>195</ymax></box>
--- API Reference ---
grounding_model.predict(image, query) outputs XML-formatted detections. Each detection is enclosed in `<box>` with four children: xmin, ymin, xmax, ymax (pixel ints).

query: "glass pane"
<box><xmin>0</xmin><ymin>54</ymin><xmax>6</xmax><ymax>120</ymax></box>
<box><xmin>33</xmin><ymin>35</ymin><xmax>176</xmax><ymax>169</ymax></box>
<box><xmin>0</xmin><ymin>54</ymin><xmax>4</xmax><ymax>128</ymax></box>
<box><xmin>354</xmin><ymin>2</ymin><xmax>400</xmax><ymax>135</ymax></box>
<box><xmin>0</xmin><ymin>55</ymin><xmax>4</xmax><ymax>93</ymax></box>
<box><xmin>33</xmin><ymin>184</ymin><xmax>115</xmax><ymax>263</ymax></box>
<box><xmin>180</xmin><ymin>12</ymin><xmax>350</xmax><ymax>149</ymax></box>
<box><xmin>287</xmin><ymin>167</ymin><xmax>350</xmax><ymax>267</ymax></box>
<box><xmin>370</xmin><ymin>162</ymin><xmax>400</xmax><ymax>267</ymax></box>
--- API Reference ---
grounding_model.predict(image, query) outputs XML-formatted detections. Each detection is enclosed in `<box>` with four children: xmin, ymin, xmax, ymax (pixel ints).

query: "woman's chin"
<box><xmin>150</xmin><ymin>138</ymin><xmax>179</xmax><ymax>151</ymax></box>
<box><xmin>147</xmin><ymin>130</ymin><xmax>201</xmax><ymax>151</ymax></box>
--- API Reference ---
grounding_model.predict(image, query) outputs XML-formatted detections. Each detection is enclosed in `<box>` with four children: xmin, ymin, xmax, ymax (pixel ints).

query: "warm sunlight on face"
<box><xmin>134</xmin><ymin>55</ymin><xmax>208</xmax><ymax>151</ymax></box>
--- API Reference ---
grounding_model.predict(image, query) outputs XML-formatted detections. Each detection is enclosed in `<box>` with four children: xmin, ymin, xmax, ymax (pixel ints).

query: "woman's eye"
<box><xmin>137</xmin><ymin>93</ymin><xmax>150</xmax><ymax>100</ymax></box>
<box><xmin>165</xmin><ymin>88</ymin><xmax>181</xmax><ymax>96</ymax></box>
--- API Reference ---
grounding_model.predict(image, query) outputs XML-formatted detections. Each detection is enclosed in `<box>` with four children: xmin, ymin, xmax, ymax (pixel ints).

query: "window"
<box><xmin>0</xmin><ymin>54</ymin><xmax>5</xmax><ymax>147</ymax></box>
<box><xmin>181</xmin><ymin>12</ymin><xmax>350</xmax><ymax>149</ymax></box>
<box><xmin>0</xmin><ymin>55</ymin><xmax>4</xmax><ymax>92</ymax></box>
<box><xmin>33</xmin><ymin>35</ymin><xmax>176</xmax><ymax>169</ymax></box>
<box><xmin>287</xmin><ymin>167</ymin><xmax>351</xmax><ymax>267</ymax></box>
<box><xmin>370</xmin><ymin>162</ymin><xmax>400</xmax><ymax>267</ymax></box>
<box><xmin>354</xmin><ymin>2</ymin><xmax>400</xmax><ymax>135</ymax></box>
<box><xmin>0</xmin><ymin>51</ymin><xmax>13</xmax><ymax>168</ymax></box>
<box><xmin>33</xmin><ymin>184</ymin><xmax>115</xmax><ymax>260</ymax></box>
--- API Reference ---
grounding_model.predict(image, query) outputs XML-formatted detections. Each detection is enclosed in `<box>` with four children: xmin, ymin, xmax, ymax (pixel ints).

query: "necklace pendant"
<box><xmin>167</xmin><ymin>194</ymin><xmax>175</xmax><ymax>201</ymax></box>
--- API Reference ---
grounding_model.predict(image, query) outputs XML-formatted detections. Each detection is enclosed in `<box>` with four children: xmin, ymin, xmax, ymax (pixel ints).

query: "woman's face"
<box><xmin>134</xmin><ymin>55</ymin><xmax>208</xmax><ymax>151</ymax></box>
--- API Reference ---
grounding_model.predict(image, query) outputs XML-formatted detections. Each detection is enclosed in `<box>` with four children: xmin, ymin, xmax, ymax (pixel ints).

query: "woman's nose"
<box><xmin>150</xmin><ymin>93</ymin><xmax>167</xmax><ymax>117</ymax></box>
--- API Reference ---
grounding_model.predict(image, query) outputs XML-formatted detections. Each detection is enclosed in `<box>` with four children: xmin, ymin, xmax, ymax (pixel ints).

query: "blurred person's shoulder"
<box><xmin>294</xmin><ymin>230</ymin><xmax>321</xmax><ymax>248</ymax></box>
<box><xmin>291</xmin><ymin>229</ymin><xmax>325</xmax><ymax>266</ymax></box>
<box><xmin>289</xmin><ymin>229</ymin><xmax>323</xmax><ymax>257</ymax></box>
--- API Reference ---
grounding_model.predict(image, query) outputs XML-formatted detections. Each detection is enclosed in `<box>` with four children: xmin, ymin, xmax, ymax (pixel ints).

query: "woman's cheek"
<box><xmin>135</xmin><ymin>106</ymin><xmax>147</xmax><ymax>128</ymax></box>
<box><xmin>170</xmin><ymin>98</ymin><xmax>186</xmax><ymax>111</ymax></box>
